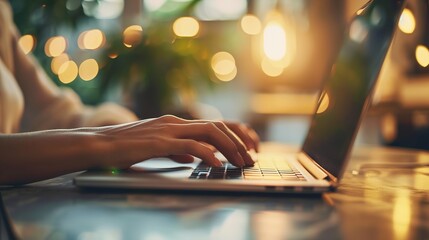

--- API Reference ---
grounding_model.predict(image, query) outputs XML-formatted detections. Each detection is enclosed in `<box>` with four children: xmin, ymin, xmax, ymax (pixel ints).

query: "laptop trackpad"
<box><xmin>129</xmin><ymin>158</ymin><xmax>199</xmax><ymax>178</ymax></box>
<box><xmin>130</xmin><ymin>166</ymin><xmax>193</xmax><ymax>173</ymax></box>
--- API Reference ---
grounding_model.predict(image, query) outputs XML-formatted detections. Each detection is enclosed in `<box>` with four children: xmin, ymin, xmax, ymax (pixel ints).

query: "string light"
<box><xmin>415</xmin><ymin>45</ymin><xmax>429</xmax><ymax>67</ymax></box>
<box><xmin>173</xmin><ymin>17</ymin><xmax>200</xmax><ymax>37</ymax></box>
<box><xmin>211</xmin><ymin>51</ymin><xmax>237</xmax><ymax>82</ymax></box>
<box><xmin>18</xmin><ymin>35</ymin><xmax>35</xmax><ymax>54</ymax></box>
<box><xmin>79</xmin><ymin>59</ymin><xmax>99</xmax><ymax>81</ymax></box>
<box><xmin>58</xmin><ymin>60</ymin><xmax>78</xmax><ymax>84</ymax></box>
<box><xmin>241</xmin><ymin>15</ymin><xmax>261</xmax><ymax>35</ymax></box>
<box><xmin>78</xmin><ymin>29</ymin><xmax>105</xmax><ymax>50</ymax></box>
<box><xmin>123</xmin><ymin>25</ymin><xmax>143</xmax><ymax>47</ymax></box>
<box><xmin>51</xmin><ymin>54</ymin><xmax>69</xmax><ymax>75</ymax></box>
<box><xmin>45</xmin><ymin>36</ymin><xmax>67</xmax><ymax>57</ymax></box>
<box><xmin>398</xmin><ymin>8</ymin><xmax>416</xmax><ymax>34</ymax></box>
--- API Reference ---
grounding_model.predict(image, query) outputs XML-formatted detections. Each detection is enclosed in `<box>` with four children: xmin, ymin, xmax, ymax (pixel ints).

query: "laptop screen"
<box><xmin>301</xmin><ymin>0</ymin><xmax>404</xmax><ymax>179</ymax></box>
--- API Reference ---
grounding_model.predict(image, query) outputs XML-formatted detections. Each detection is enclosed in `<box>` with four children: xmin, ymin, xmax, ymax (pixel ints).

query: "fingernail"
<box><xmin>245</xmin><ymin>152</ymin><xmax>255</xmax><ymax>165</ymax></box>
<box><xmin>235</xmin><ymin>152</ymin><xmax>245</xmax><ymax>167</ymax></box>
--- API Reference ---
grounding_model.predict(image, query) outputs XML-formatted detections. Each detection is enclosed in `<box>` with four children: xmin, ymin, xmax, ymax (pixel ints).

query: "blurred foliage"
<box><xmin>11</xmin><ymin>0</ymin><xmax>89</xmax><ymax>33</ymax></box>
<box><xmin>10</xmin><ymin>0</ymin><xmax>101</xmax><ymax>104</ymax></box>
<box><xmin>100</xmin><ymin>22</ymin><xmax>213</xmax><ymax>118</ymax></box>
<box><xmin>10</xmin><ymin>0</ymin><xmax>214</xmax><ymax>118</ymax></box>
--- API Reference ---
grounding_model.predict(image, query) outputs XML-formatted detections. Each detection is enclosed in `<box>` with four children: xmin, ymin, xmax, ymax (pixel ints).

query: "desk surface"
<box><xmin>2</xmin><ymin>144</ymin><xmax>429</xmax><ymax>240</ymax></box>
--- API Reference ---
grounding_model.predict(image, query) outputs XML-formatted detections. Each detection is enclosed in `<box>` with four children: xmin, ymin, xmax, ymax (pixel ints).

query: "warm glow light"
<box><xmin>356</xmin><ymin>8</ymin><xmax>364</xmax><ymax>15</ymax></box>
<box><xmin>211</xmin><ymin>52</ymin><xmax>237</xmax><ymax>82</ymax></box>
<box><xmin>51</xmin><ymin>54</ymin><xmax>69</xmax><ymax>75</ymax></box>
<box><xmin>381</xmin><ymin>113</ymin><xmax>397</xmax><ymax>143</ymax></box>
<box><xmin>45</xmin><ymin>36</ymin><xmax>67</xmax><ymax>57</ymax></box>
<box><xmin>79</xmin><ymin>59</ymin><xmax>99</xmax><ymax>81</ymax></box>
<box><xmin>241</xmin><ymin>14</ymin><xmax>261</xmax><ymax>35</ymax></box>
<box><xmin>398</xmin><ymin>8</ymin><xmax>416</xmax><ymax>34</ymax></box>
<box><xmin>259</xmin><ymin>10</ymin><xmax>296</xmax><ymax>76</ymax></box>
<box><xmin>173</xmin><ymin>17</ymin><xmax>200</xmax><ymax>37</ymax></box>
<box><xmin>215</xmin><ymin>67</ymin><xmax>237</xmax><ymax>82</ymax></box>
<box><xmin>108</xmin><ymin>53</ymin><xmax>118</xmax><ymax>59</ymax></box>
<box><xmin>18</xmin><ymin>35</ymin><xmax>35</xmax><ymax>54</ymax></box>
<box><xmin>263</xmin><ymin>22</ymin><xmax>286</xmax><ymax>61</ymax></box>
<box><xmin>415</xmin><ymin>45</ymin><xmax>429</xmax><ymax>67</ymax></box>
<box><xmin>78</xmin><ymin>29</ymin><xmax>105</xmax><ymax>50</ymax></box>
<box><xmin>251</xmin><ymin>93</ymin><xmax>318</xmax><ymax>115</ymax></box>
<box><xmin>261</xmin><ymin>58</ymin><xmax>283</xmax><ymax>77</ymax></box>
<box><xmin>58</xmin><ymin>60</ymin><xmax>78</xmax><ymax>84</ymax></box>
<box><xmin>123</xmin><ymin>25</ymin><xmax>143</xmax><ymax>48</ymax></box>
<box><xmin>316</xmin><ymin>92</ymin><xmax>330</xmax><ymax>114</ymax></box>
<box><xmin>393</xmin><ymin>190</ymin><xmax>412</xmax><ymax>240</ymax></box>
<box><xmin>211</xmin><ymin>52</ymin><xmax>235</xmax><ymax>75</ymax></box>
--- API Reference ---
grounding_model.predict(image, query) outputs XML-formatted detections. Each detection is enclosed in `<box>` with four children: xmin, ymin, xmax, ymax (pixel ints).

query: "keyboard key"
<box><xmin>189</xmin><ymin>156</ymin><xmax>307</xmax><ymax>182</ymax></box>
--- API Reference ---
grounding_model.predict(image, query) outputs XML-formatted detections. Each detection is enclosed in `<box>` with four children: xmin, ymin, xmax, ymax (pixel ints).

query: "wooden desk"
<box><xmin>1</xmin><ymin>145</ymin><xmax>429</xmax><ymax>239</ymax></box>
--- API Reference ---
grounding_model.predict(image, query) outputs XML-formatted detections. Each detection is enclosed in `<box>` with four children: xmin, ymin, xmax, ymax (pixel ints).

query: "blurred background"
<box><xmin>10</xmin><ymin>0</ymin><xmax>429</xmax><ymax>149</ymax></box>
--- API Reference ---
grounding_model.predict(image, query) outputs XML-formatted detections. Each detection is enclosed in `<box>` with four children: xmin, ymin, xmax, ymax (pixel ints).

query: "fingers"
<box><xmin>150</xmin><ymin>115</ymin><xmax>259</xmax><ymax>166</ymax></box>
<box><xmin>168</xmin><ymin>123</ymin><xmax>253</xmax><ymax>167</ymax></box>
<box><xmin>104</xmin><ymin>115</ymin><xmax>260</xmax><ymax>168</ymax></box>
<box><xmin>168</xmin><ymin>154</ymin><xmax>194</xmax><ymax>163</ymax></box>
<box><xmin>164</xmin><ymin>139</ymin><xmax>223</xmax><ymax>167</ymax></box>
<box><xmin>224</xmin><ymin>122</ymin><xmax>260</xmax><ymax>152</ymax></box>
<box><xmin>209</xmin><ymin>122</ymin><xmax>255</xmax><ymax>166</ymax></box>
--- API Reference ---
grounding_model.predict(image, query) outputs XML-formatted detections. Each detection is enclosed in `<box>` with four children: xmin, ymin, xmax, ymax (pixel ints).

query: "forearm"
<box><xmin>0</xmin><ymin>130</ymin><xmax>111</xmax><ymax>185</ymax></box>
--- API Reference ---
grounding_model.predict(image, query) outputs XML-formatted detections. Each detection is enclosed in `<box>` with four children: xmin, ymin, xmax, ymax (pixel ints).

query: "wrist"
<box><xmin>86</xmin><ymin>132</ymin><xmax>116</xmax><ymax>169</ymax></box>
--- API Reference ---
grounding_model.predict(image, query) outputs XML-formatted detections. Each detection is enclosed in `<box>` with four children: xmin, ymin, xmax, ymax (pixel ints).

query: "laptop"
<box><xmin>74</xmin><ymin>0</ymin><xmax>405</xmax><ymax>193</ymax></box>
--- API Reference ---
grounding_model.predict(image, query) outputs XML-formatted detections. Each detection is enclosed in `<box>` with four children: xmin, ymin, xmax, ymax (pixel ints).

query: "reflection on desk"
<box><xmin>2</xmin><ymin>146</ymin><xmax>429</xmax><ymax>239</ymax></box>
<box><xmin>2</xmin><ymin>185</ymin><xmax>338</xmax><ymax>239</ymax></box>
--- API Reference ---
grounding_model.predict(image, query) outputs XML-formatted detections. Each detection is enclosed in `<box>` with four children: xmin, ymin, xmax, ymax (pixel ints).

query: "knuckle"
<box><xmin>159</xmin><ymin>115</ymin><xmax>176</xmax><ymax>123</ymax></box>
<box><xmin>204</xmin><ymin>122</ymin><xmax>218</xmax><ymax>131</ymax></box>
<box><xmin>213</xmin><ymin>121</ymin><xmax>226</xmax><ymax>129</ymax></box>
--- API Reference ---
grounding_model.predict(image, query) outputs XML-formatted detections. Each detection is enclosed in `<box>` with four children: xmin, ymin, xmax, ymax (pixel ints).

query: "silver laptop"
<box><xmin>74</xmin><ymin>0</ymin><xmax>404</xmax><ymax>193</ymax></box>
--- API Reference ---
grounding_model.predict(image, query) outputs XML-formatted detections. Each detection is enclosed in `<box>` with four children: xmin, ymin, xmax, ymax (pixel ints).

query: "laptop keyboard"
<box><xmin>189</xmin><ymin>155</ymin><xmax>306</xmax><ymax>181</ymax></box>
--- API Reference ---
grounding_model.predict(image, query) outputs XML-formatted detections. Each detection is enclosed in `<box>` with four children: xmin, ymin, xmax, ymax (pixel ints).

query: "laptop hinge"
<box><xmin>297</xmin><ymin>152</ymin><xmax>328</xmax><ymax>180</ymax></box>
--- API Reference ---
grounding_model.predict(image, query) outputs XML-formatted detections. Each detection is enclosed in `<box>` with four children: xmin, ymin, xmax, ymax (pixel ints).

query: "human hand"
<box><xmin>98</xmin><ymin>115</ymin><xmax>259</xmax><ymax>169</ymax></box>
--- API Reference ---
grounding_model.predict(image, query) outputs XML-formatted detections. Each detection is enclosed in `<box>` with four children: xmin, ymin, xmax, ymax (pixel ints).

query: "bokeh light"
<box><xmin>173</xmin><ymin>17</ymin><xmax>200</xmax><ymax>37</ymax></box>
<box><xmin>415</xmin><ymin>45</ymin><xmax>429</xmax><ymax>67</ymax></box>
<box><xmin>241</xmin><ymin>15</ymin><xmax>262</xmax><ymax>35</ymax></box>
<box><xmin>58</xmin><ymin>60</ymin><xmax>78</xmax><ymax>84</ymax></box>
<box><xmin>45</xmin><ymin>36</ymin><xmax>67</xmax><ymax>57</ymax></box>
<box><xmin>316</xmin><ymin>92</ymin><xmax>330</xmax><ymax>114</ymax></box>
<box><xmin>51</xmin><ymin>54</ymin><xmax>69</xmax><ymax>75</ymax></box>
<box><xmin>261</xmin><ymin>58</ymin><xmax>283</xmax><ymax>77</ymax></box>
<box><xmin>123</xmin><ymin>25</ymin><xmax>143</xmax><ymax>47</ymax></box>
<box><xmin>78</xmin><ymin>29</ymin><xmax>105</xmax><ymax>50</ymax></box>
<box><xmin>263</xmin><ymin>22</ymin><xmax>286</xmax><ymax>61</ymax></box>
<box><xmin>79</xmin><ymin>59</ymin><xmax>99</xmax><ymax>81</ymax></box>
<box><xmin>211</xmin><ymin>51</ymin><xmax>237</xmax><ymax>82</ymax></box>
<box><xmin>18</xmin><ymin>35</ymin><xmax>35</xmax><ymax>55</ymax></box>
<box><xmin>398</xmin><ymin>8</ymin><xmax>415</xmax><ymax>34</ymax></box>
